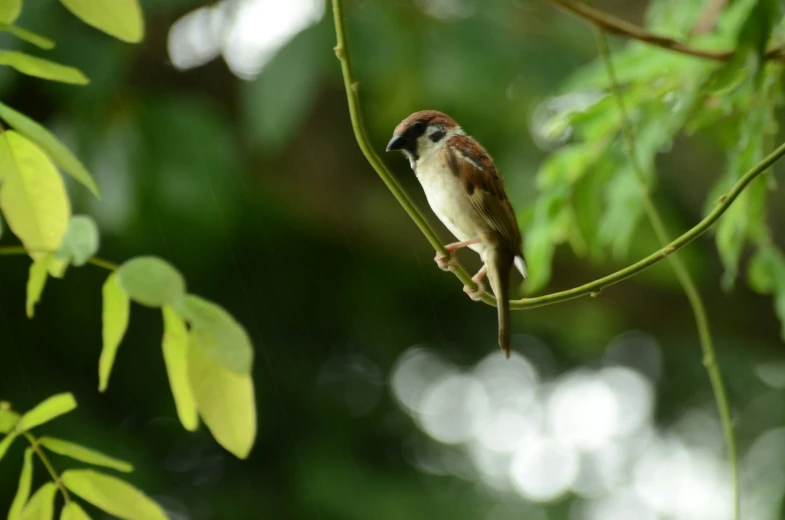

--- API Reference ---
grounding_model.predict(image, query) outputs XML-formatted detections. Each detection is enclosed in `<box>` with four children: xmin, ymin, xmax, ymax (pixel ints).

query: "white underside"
<box><xmin>416</xmin><ymin>149</ymin><xmax>485</xmax><ymax>255</ymax></box>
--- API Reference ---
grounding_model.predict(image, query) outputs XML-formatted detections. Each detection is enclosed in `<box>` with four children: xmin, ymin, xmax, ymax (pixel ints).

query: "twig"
<box><xmin>547</xmin><ymin>0</ymin><xmax>785</xmax><ymax>63</ymax></box>
<box><xmin>330</xmin><ymin>0</ymin><xmax>483</xmax><ymax>296</ymax></box>
<box><xmin>0</xmin><ymin>246</ymin><xmax>119</xmax><ymax>271</ymax></box>
<box><xmin>593</xmin><ymin>26</ymin><xmax>739</xmax><ymax>520</ymax></box>
<box><xmin>330</xmin><ymin>0</ymin><xmax>785</xmax><ymax>312</ymax></box>
<box><xmin>23</xmin><ymin>431</ymin><xmax>71</xmax><ymax>503</ymax></box>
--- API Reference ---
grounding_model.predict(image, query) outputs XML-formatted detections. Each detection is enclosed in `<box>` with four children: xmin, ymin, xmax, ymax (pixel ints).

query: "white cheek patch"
<box><xmin>414</xmin><ymin>126</ymin><xmax>465</xmax><ymax>167</ymax></box>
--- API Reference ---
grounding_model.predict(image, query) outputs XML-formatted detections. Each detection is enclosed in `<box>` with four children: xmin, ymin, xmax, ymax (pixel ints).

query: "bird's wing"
<box><xmin>443</xmin><ymin>134</ymin><xmax>523</xmax><ymax>256</ymax></box>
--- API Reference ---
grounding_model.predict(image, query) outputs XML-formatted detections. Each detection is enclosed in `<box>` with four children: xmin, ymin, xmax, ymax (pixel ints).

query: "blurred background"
<box><xmin>1</xmin><ymin>0</ymin><xmax>785</xmax><ymax>518</ymax></box>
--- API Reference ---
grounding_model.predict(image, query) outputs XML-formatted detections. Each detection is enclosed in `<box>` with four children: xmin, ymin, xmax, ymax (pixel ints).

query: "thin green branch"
<box><xmin>86</xmin><ymin>256</ymin><xmax>119</xmax><ymax>271</ymax></box>
<box><xmin>330</xmin><ymin>0</ymin><xmax>482</xmax><ymax>296</ymax></box>
<box><xmin>547</xmin><ymin>0</ymin><xmax>785</xmax><ymax>63</ymax></box>
<box><xmin>330</xmin><ymin>0</ymin><xmax>785</xmax><ymax>313</ymax></box>
<box><xmin>22</xmin><ymin>431</ymin><xmax>71</xmax><ymax>504</ymax></box>
<box><xmin>593</xmin><ymin>27</ymin><xmax>738</xmax><ymax>520</ymax></box>
<box><xmin>0</xmin><ymin>245</ymin><xmax>118</xmax><ymax>271</ymax></box>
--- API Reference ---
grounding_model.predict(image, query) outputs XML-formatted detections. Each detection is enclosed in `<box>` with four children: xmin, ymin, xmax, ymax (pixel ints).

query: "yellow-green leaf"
<box><xmin>8</xmin><ymin>447</ymin><xmax>34</xmax><ymax>520</ymax></box>
<box><xmin>0</xmin><ymin>431</ymin><xmax>18</xmax><ymax>462</ymax></box>
<box><xmin>38</xmin><ymin>437</ymin><xmax>133</xmax><ymax>473</ymax></box>
<box><xmin>0</xmin><ymin>0</ymin><xmax>21</xmax><ymax>23</ymax></box>
<box><xmin>116</xmin><ymin>257</ymin><xmax>185</xmax><ymax>308</ymax></box>
<box><xmin>0</xmin><ymin>102</ymin><xmax>98</xmax><ymax>196</ymax></box>
<box><xmin>162</xmin><ymin>306</ymin><xmax>198</xmax><ymax>431</ymax></box>
<box><xmin>0</xmin><ymin>51</ymin><xmax>87</xmax><ymax>84</ymax></box>
<box><xmin>61</xmin><ymin>470</ymin><xmax>167</xmax><ymax>520</ymax></box>
<box><xmin>25</xmin><ymin>255</ymin><xmax>50</xmax><ymax>318</ymax></box>
<box><xmin>0</xmin><ymin>131</ymin><xmax>70</xmax><ymax>260</ymax></box>
<box><xmin>189</xmin><ymin>332</ymin><xmax>256</xmax><ymax>458</ymax></box>
<box><xmin>0</xmin><ymin>408</ymin><xmax>20</xmax><ymax>433</ymax></box>
<box><xmin>176</xmin><ymin>295</ymin><xmax>253</xmax><ymax>375</ymax></box>
<box><xmin>57</xmin><ymin>215</ymin><xmax>99</xmax><ymax>267</ymax></box>
<box><xmin>59</xmin><ymin>0</ymin><xmax>143</xmax><ymax>43</ymax></box>
<box><xmin>18</xmin><ymin>393</ymin><xmax>76</xmax><ymax>431</ymax></box>
<box><xmin>19</xmin><ymin>482</ymin><xmax>56</xmax><ymax>520</ymax></box>
<box><xmin>0</xmin><ymin>23</ymin><xmax>55</xmax><ymax>50</ymax></box>
<box><xmin>59</xmin><ymin>503</ymin><xmax>91</xmax><ymax>520</ymax></box>
<box><xmin>99</xmin><ymin>273</ymin><xmax>130</xmax><ymax>392</ymax></box>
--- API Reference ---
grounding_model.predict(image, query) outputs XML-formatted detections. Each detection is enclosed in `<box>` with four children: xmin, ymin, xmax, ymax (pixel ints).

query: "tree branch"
<box><xmin>547</xmin><ymin>0</ymin><xmax>785</xmax><ymax>63</ymax></box>
<box><xmin>330</xmin><ymin>0</ymin><xmax>785</xmax><ymax>312</ymax></box>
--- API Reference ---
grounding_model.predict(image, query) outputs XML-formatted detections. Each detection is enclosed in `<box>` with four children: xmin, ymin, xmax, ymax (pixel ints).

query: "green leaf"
<box><xmin>38</xmin><ymin>437</ymin><xmax>133</xmax><ymax>473</ymax></box>
<box><xmin>99</xmin><ymin>273</ymin><xmax>130</xmax><ymax>392</ymax></box>
<box><xmin>0</xmin><ymin>131</ymin><xmax>71</xmax><ymax>260</ymax></box>
<box><xmin>522</xmin><ymin>221</ymin><xmax>555</xmax><ymax>295</ymax></box>
<box><xmin>59</xmin><ymin>0</ymin><xmax>144</xmax><ymax>43</ymax></box>
<box><xmin>0</xmin><ymin>431</ymin><xmax>18</xmax><ymax>462</ymax></box>
<box><xmin>25</xmin><ymin>255</ymin><xmax>49</xmax><ymax>318</ymax></box>
<box><xmin>175</xmin><ymin>295</ymin><xmax>253</xmax><ymax>375</ymax></box>
<box><xmin>735</xmin><ymin>0</ymin><xmax>779</xmax><ymax>85</ymax></box>
<box><xmin>61</xmin><ymin>469</ymin><xmax>167</xmax><ymax>520</ymax></box>
<box><xmin>19</xmin><ymin>482</ymin><xmax>56</xmax><ymax>520</ymax></box>
<box><xmin>0</xmin><ymin>102</ymin><xmax>99</xmax><ymax>196</ymax></box>
<box><xmin>116</xmin><ymin>257</ymin><xmax>186</xmax><ymax>308</ymax></box>
<box><xmin>0</xmin><ymin>0</ymin><xmax>21</xmax><ymax>24</ymax></box>
<box><xmin>189</xmin><ymin>331</ymin><xmax>256</xmax><ymax>458</ymax></box>
<box><xmin>0</xmin><ymin>408</ymin><xmax>20</xmax><ymax>433</ymax></box>
<box><xmin>8</xmin><ymin>447</ymin><xmax>34</xmax><ymax>520</ymax></box>
<box><xmin>18</xmin><ymin>393</ymin><xmax>76</xmax><ymax>431</ymax></box>
<box><xmin>59</xmin><ymin>503</ymin><xmax>91</xmax><ymax>520</ymax></box>
<box><xmin>162</xmin><ymin>306</ymin><xmax>198</xmax><ymax>431</ymax></box>
<box><xmin>57</xmin><ymin>215</ymin><xmax>99</xmax><ymax>267</ymax></box>
<box><xmin>0</xmin><ymin>23</ymin><xmax>54</xmax><ymax>50</ymax></box>
<box><xmin>748</xmin><ymin>246</ymin><xmax>782</xmax><ymax>293</ymax></box>
<box><xmin>599</xmin><ymin>169</ymin><xmax>645</xmax><ymax>259</ymax></box>
<box><xmin>0</xmin><ymin>51</ymin><xmax>88</xmax><ymax>84</ymax></box>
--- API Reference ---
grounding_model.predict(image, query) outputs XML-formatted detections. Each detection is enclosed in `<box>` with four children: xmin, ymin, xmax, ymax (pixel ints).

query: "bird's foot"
<box><xmin>463</xmin><ymin>281</ymin><xmax>486</xmax><ymax>301</ymax></box>
<box><xmin>463</xmin><ymin>265</ymin><xmax>487</xmax><ymax>301</ymax></box>
<box><xmin>434</xmin><ymin>251</ymin><xmax>457</xmax><ymax>271</ymax></box>
<box><xmin>434</xmin><ymin>238</ymin><xmax>481</xmax><ymax>271</ymax></box>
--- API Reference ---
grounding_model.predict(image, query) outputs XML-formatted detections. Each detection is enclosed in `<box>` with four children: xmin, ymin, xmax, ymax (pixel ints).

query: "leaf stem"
<box><xmin>593</xmin><ymin>27</ymin><xmax>738</xmax><ymax>520</ymax></box>
<box><xmin>547</xmin><ymin>0</ymin><xmax>785</xmax><ymax>63</ymax></box>
<box><xmin>329</xmin><ymin>0</ymin><xmax>785</xmax><ymax>312</ymax></box>
<box><xmin>0</xmin><ymin>246</ymin><xmax>118</xmax><ymax>271</ymax></box>
<box><xmin>22</xmin><ymin>431</ymin><xmax>71</xmax><ymax>503</ymax></box>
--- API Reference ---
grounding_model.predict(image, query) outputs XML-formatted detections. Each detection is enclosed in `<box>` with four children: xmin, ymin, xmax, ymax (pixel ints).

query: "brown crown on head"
<box><xmin>393</xmin><ymin>110</ymin><xmax>459</xmax><ymax>135</ymax></box>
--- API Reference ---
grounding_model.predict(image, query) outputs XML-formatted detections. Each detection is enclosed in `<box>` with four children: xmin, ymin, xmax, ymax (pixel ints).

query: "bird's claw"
<box><xmin>434</xmin><ymin>251</ymin><xmax>456</xmax><ymax>271</ymax></box>
<box><xmin>463</xmin><ymin>281</ymin><xmax>486</xmax><ymax>301</ymax></box>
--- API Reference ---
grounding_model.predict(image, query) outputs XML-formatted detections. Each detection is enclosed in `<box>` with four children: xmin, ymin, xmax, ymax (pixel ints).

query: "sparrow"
<box><xmin>386</xmin><ymin>110</ymin><xmax>526</xmax><ymax>358</ymax></box>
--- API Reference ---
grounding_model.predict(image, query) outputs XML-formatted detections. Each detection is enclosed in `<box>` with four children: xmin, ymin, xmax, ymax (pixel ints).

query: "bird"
<box><xmin>386</xmin><ymin>110</ymin><xmax>526</xmax><ymax>358</ymax></box>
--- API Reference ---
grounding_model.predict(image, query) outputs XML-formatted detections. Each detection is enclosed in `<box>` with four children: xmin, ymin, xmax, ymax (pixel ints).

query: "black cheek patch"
<box><xmin>465</xmin><ymin>182</ymin><xmax>475</xmax><ymax>195</ymax></box>
<box><xmin>429</xmin><ymin>130</ymin><xmax>446</xmax><ymax>143</ymax></box>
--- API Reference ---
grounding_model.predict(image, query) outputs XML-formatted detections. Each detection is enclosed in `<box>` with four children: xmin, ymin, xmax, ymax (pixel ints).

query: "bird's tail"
<box><xmin>486</xmin><ymin>247</ymin><xmax>514</xmax><ymax>358</ymax></box>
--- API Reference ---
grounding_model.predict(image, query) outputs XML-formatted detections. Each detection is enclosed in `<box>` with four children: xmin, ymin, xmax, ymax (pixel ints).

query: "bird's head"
<box><xmin>386</xmin><ymin>110</ymin><xmax>462</xmax><ymax>167</ymax></box>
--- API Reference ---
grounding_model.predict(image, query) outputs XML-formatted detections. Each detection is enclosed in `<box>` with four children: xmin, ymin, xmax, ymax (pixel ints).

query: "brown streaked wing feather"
<box><xmin>445</xmin><ymin>135</ymin><xmax>522</xmax><ymax>255</ymax></box>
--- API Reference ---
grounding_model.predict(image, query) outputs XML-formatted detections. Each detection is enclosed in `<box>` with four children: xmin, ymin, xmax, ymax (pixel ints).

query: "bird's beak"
<box><xmin>386</xmin><ymin>134</ymin><xmax>407</xmax><ymax>152</ymax></box>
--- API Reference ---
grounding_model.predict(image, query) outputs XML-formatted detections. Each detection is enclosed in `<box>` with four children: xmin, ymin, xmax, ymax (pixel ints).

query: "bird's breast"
<box><xmin>415</xmin><ymin>155</ymin><xmax>486</xmax><ymax>252</ymax></box>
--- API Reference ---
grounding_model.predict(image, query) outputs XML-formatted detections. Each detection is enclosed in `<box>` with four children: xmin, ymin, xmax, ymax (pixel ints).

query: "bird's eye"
<box><xmin>410</xmin><ymin>121</ymin><xmax>427</xmax><ymax>137</ymax></box>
